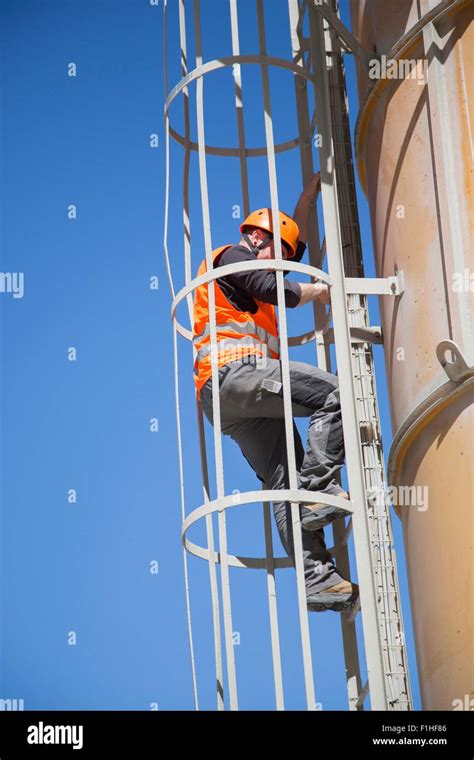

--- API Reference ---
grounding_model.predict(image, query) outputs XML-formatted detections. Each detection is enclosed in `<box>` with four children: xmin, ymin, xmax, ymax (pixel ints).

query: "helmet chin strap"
<box><xmin>242</xmin><ymin>232</ymin><xmax>273</xmax><ymax>255</ymax></box>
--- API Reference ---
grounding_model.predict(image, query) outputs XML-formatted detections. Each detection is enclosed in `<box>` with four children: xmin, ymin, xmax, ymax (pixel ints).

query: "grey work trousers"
<box><xmin>200</xmin><ymin>355</ymin><xmax>348</xmax><ymax>594</ymax></box>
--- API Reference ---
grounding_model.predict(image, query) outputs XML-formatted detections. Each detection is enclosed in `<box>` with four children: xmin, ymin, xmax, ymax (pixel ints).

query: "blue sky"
<box><xmin>0</xmin><ymin>0</ymin><xmax>420</xmax><ymax>711</ymax></box>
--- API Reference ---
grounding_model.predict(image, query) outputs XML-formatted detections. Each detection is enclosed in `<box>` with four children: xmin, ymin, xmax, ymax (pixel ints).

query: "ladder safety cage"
<box><xmin>163</xmin><ymin>0</ymin><xmax>413</xmax><ymax>712</ymax></box>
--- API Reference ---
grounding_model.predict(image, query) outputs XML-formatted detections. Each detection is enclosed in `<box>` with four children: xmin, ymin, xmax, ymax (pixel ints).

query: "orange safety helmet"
<box><xmin>240</xmin><ymin>208</ymin><xmax>299</xmax><ymax>258</ymax></box>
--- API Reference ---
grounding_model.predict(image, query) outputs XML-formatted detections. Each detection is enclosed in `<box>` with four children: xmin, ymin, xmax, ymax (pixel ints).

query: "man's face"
<box><xmin>250</xmin><ymin>228</ymin><xmax>290</xmax><ymax>260</ymax></box>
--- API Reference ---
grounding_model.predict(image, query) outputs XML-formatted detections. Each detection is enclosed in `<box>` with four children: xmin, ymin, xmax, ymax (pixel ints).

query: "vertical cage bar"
<box><xmin>256</xmin><ymin>0</ymin><xmax>317</xmax><ymax>711</ymax></box>
<box><xmin>193</xmin><ymin>0</ymin><xmax>239</xmax><ymax>710</ymax></box>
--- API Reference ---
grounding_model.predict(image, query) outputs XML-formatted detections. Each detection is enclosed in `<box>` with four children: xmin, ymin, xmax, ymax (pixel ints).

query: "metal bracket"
<box><xmin>436</xmin><ymin>340</ymin><xmax>474</xmax><ymax>384</ymax></box>
<box><xmin>323</xmin><ymin>326</ymin><xmax>383</xmax><ymax>345</ymax></box>
<box><xmin>310</xmin><ymin>0</ymin><xmax>377</xmax><ymax>72</ymax></box>
<box><xmin>344</xmin><ymin>270</ymin><xmax>404</xmax><ymax>296</ymax></box>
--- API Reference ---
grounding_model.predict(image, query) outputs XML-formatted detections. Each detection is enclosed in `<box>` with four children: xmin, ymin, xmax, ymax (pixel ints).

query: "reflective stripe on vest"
<box><xmin>193</xmin><ymin>319</ymin><xmax>280</xmax><ymax>356</ymax></box>
<box><xmin>195</xmin><ymin>336</ymin><xmax>274</xmax><ymax>363</ymax></box>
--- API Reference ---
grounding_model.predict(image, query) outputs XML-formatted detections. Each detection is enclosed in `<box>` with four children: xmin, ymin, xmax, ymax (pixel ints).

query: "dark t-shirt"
<box><xmin>215</xmin><ymin>241</ymin><xmax>305</xmax><ymax>314</ymax></box>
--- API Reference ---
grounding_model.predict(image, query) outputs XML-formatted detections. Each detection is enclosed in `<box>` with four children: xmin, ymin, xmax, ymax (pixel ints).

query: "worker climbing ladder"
<box><xmin>163</xmin><ymin>0</ymin><xmax>413</xmax><ymax>710</ymax></box>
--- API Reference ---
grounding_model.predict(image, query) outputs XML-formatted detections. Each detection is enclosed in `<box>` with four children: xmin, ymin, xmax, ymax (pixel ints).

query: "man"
<box><xmin>193</xmin><ymin>173</ymin><xmax>359</xmax><ymax>612</ymax></box>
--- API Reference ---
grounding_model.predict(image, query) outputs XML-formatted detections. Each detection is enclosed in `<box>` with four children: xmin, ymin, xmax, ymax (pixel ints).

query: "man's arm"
<box><xmin>296</xmin><ymin>281</ymin><xmax>331</xmax><ymax>307</ymax></box>
<box><xmin>218</xmin><ymin>248</ymin><xmax>330</xmax><ymax>309</ymax></box>
<box><xmin>292</xmin><ymin>172</ymin><xmax>321</xmax><ymax>244</ymax></box>
<box><xmin>218</xmin><ymin>248</ymin><xmax>302</xmax><ymax>308</ymax></box>
<box><xmin>291</xmin><ymin>173</ymin><xmax>331</xmax><ymax>306</ymax></box>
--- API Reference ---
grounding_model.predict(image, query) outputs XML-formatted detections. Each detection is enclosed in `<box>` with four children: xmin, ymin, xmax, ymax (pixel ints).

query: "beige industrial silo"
<box><xmin>349</xmin><ymin>0</ymin><xmax>473</xmax><ymax>710</ymax></box>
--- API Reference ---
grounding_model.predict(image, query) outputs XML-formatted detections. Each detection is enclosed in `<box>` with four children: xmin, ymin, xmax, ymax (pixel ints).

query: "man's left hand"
<box><xmin>303</xmin><ymin>172</ymin><xmax>321</xmax><ymax>200</ymax></box>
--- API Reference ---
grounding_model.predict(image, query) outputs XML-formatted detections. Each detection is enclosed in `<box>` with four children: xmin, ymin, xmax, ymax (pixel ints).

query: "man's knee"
<box><xmin>313</xmin><ymin>366</ymin><xmax>338</xmax><ymax>390</ymax></box>
<box><xmin>309</xmin><ymin>378</ymin><xmax>340</xmax><ymax>419</ymax></box>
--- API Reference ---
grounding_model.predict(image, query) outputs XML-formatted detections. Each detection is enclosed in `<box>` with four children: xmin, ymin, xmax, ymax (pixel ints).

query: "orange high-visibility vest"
<box><xmin>192</xmin><ymin>245</ymin><xmax>280</xmax><ymax>396</ymax></box>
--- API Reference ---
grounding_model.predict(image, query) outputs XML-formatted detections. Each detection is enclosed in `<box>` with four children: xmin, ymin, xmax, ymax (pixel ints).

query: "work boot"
<box><xmin>306</xmin><ymin>579</ymin><xmax>359</xmax><ymax>612</ymax></box>
<box><xmin>301</xmin><ymin>490</ymin><xmax>350</xmax><ymax>531</ymax></box>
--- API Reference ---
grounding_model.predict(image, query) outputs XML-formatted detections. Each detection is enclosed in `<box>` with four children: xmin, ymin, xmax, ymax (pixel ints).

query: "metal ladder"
<box><xmin>290</xmin><ymin>0</ymin><xmax>413</xmax><ymax>710</ymax></box>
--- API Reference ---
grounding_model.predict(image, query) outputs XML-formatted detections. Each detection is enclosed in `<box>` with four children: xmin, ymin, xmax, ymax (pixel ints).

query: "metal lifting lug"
<box><xmin>436</xmin><ymin>340</ymin><xmax>474</xmax><ymax>384</ymax></box>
